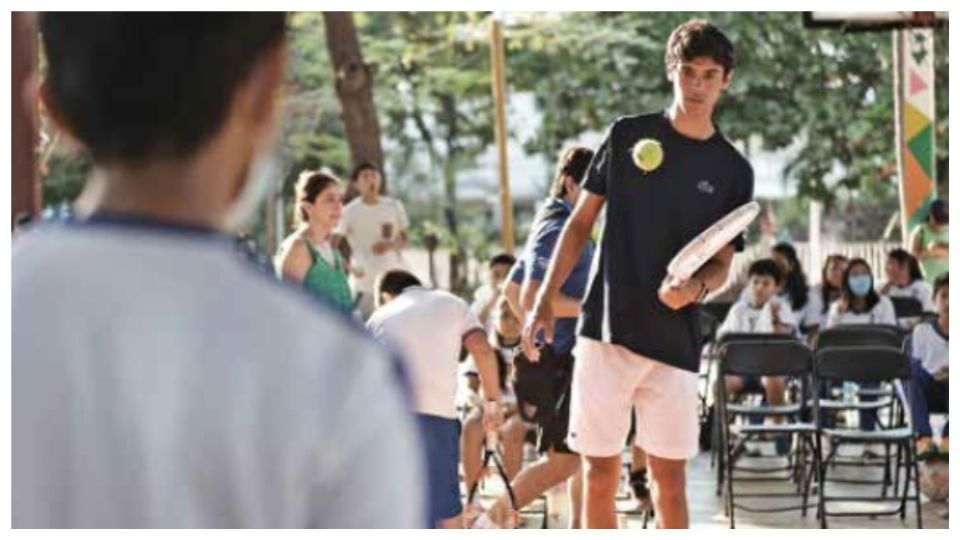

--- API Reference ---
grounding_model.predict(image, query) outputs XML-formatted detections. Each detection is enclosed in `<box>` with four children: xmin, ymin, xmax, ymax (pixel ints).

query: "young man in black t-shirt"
<box><xmin>523</xmin><ymin>20</ymin><xmax>754</xmax><ymax>528</ymax></box>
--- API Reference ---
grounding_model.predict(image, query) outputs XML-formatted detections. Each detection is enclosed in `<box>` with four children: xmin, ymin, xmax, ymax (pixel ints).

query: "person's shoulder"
<box><xmin>716</xmin><ymin>135</ymin><xmax>753</xmax><ymax>175</ymax></box>
<box><xmin>912</xmin><ymin>319</ymin><xmax>934</xmax><ymax>335</ymax></box>
<box><xmin>611</xmin><ymin>111</ymin><xmax>663</xmax><ymax>133</ymax></box>
<box><xmin>377</xmin><ymin>196</ymin><xmax>405</xmax><ymax>211</ymax></box>
<box><xmin>342</xmin><ymin>197</ymin><xmax>364</xmax><ymax>215</ymax></box>
<box><xmin>727</xmin><ymin>299</ymin><xmax>749</xmax><ymax>317</ymax></box>
<box><xmin>429</xmin><ymin>288</ymin><xmax>470</xmax><ymax>309</ymax></box>
<box><xmin>279</xmin><ymin>232</ymin><xmax>309</xmax><ymax>254</ymax></box>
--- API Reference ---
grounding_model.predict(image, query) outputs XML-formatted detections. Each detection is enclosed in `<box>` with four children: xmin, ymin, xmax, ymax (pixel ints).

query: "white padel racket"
<box><xmin>666</xmin><ymin>201</ymin><xmax>761</xmax><ymax>282</ymax></box>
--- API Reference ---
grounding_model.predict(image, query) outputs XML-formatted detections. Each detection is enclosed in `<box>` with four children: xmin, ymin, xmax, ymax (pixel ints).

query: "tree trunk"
<box><xmin>322</xmin><ymin>12</ymin><xmax>385</xmax><ymax>194</ymax></box>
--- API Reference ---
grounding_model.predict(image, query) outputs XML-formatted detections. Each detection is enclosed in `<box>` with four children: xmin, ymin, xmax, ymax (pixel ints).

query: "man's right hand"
<box><xmin>522</xmin><ymin>294</ymin><xmax>555</xmax><ymax>361</ymax></box>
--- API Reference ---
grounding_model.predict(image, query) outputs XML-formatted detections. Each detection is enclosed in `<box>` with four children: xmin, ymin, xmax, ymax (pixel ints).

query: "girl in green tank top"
<box><xmin>301</xmin><ymin>239</ymin><xmax>354</xmax><ymax>312</ymax></box>
<box><xmin>910</xmin><ymin>199</ymin><xmax>949</xmax><ymax>284</ymax></box>
<box><xmin>275</xmin><ymin>171</ymin><xmax>356</xmax><ymax>313</ymax></box>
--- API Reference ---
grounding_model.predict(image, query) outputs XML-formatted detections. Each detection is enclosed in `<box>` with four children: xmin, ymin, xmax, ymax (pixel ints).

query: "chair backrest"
<box><xmin>719</xmin><ymin>339</ymin><xmax>812</xmax><ymax>378</ymax></box>
<box><xmin>699</xmin><ymin>311</ymin><xmax>719</xmax><ymax>346</ymax></box>
<box><xmin>702</xmin><ymin>301</ymin><xmax>733</xmax><ymax>325</ymax></box>
<box><xmin>815</xmin><ymin>325</ymin><xmax>905</xmax><ymax>350</ymax></box>
<box><xmin>890</xmin><ymin>296</ymin><xmax>925</xmax><ymax>319</ymax></box>
<box><xmin>717</xmin><ymin>332</ymin><xmax>799</xmax><ymax>347</ymax></box>
<box><xmin>814</xmin><ymin>346</ymin><xmax>910</xmax><ymax>384</ymax></box>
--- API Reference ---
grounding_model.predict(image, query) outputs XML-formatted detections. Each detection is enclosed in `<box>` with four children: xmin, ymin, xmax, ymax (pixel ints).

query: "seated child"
<box><xmin>908</xmin><ymin>273</ymin><xmax>949</xmax><ymax>459</ymax></box>
<box><xmin>718</xmin><ymin>259</ymin><xmax>797</xmax><ymax>455</ymax></box>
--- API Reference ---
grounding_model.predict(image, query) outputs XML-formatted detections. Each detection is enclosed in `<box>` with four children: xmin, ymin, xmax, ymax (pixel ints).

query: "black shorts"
<box><xmin>514</xmin><ymin>344</ymin><xmax>577</xmax><ymax>455</ymax></box>
<box><xmin>537</xmin><ymin>380</ymin><xmax>574</xmax><ymax>454</ymax></box>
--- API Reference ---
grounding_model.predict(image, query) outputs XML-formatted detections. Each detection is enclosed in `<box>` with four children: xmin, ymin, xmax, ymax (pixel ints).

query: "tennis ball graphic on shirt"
<box><xmin>631</xmin><ymin>138</ymin><xmax>664</xmax><ymax>173</ymax></box>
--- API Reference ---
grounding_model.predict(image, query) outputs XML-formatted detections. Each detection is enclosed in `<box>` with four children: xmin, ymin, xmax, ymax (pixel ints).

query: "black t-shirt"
<box><xmin>579</xmin><ymin>111</ymin><xmax>754</xmax><ymax>372</ymax></box>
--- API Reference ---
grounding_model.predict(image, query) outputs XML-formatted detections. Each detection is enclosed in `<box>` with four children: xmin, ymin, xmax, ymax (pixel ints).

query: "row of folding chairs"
<box><xmin>712</xmin><ymin>324</ymin><xmax>924</xmax><ymax>529</ymax></box>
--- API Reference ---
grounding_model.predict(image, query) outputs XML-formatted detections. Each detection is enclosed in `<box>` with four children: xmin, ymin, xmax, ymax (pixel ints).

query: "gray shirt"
<box><xmin>13</xmin><ymin>220</ymin><xmax>425</xmax><ymax>527</ymax></box>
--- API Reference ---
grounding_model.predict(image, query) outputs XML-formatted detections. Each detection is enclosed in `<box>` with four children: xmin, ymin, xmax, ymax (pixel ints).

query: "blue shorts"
<box><xmin>416</xmin><ymin>414</ymin><xmax>463</xmax><ymax>525</ymax></box>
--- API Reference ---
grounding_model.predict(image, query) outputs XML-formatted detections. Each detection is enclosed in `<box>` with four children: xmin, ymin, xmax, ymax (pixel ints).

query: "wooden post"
<box><xmin>12</xmin><ymin>12</ymin><xmax>40</xmax><ymax>228</ymax></box>
<box><xmin>489</xmin><ymin>16</ymin><xmax>515</xmax><ymax>254</ymax></box>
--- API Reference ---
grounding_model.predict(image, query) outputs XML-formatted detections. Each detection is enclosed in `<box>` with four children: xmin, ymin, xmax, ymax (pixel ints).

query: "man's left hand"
<box><xmin>658</xmin><ymin>275</ymin><xmax>702</xmax><ymax>310</ymax></box>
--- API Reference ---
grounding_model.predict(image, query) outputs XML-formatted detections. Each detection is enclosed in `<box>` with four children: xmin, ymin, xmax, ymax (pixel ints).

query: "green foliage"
<box><xmin>39</xmin><ymin>12</ymin><xmax>948</xmax><ymax>249</ymax></box>
<box><xmin>42</xmin><ymin>153</ymin><xmax>91</xmax><ymax>205</ymax></box>
<box><xmin>508</xmin><ymin>12</ymin><xmax>948</xmax><ymax>209</ymax></box>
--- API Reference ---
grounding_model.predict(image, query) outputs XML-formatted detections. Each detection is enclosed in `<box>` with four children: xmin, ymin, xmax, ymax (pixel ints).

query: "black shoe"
<box><xmin>630</xmin><ymin>469</ymin><xmax>651</xmax><ymax>503</ymax></box>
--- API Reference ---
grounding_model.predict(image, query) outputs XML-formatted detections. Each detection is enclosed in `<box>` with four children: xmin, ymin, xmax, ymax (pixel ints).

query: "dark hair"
<box><xmin>664</xmin><ymin>19</ymin><xmax>736</xmax><ymax>76</ymax></box>
<box><xmin>40</xmin><ymin>13</ymin><xmax>287</xmax><ymax>164</ymax></box>
<box><xmin>349</xmin><ymin>162</ymin><xmax>380</xmax><ymax>182</ymax></box>
<box><xmin>820</xmin><ymin>254</ymin><xmax>848</xmax><ymax>314</ymax></box>
<box><xmin>295</xmin><ymin>170</ymin><xmax>340</xmax><ymax>224</ymax></box>
<box><xmin>375</xmin><ymin>270</ymin><xmax>422</xmax><ymax>299</ymax></box>
<box><xmin>748</xmin><ymin>258</ymin><xmax>783</xmax><ymax>284</ymax></box>
<box><xmin>772</xmin><ymin>243</ymin><xmax>809</xmax><ymax>311</ymax></box>
<box><xmin>887</xmin><ymin>248</ymin><xmax>924</xmax><ymax>283</ymax></box>
<box><xmin>933</xmin><ymin>273</ymin><xmax>949</xmax><ymax>298</ymax></box>
<box><xmin>929</xmin><ymin>199</ymin><xmax>948</xmax><ymax>225</ymax></box>
<box><xmin>840</xmin><ymin>258</ymin><xmax>880</xmax><ymax>313</ymax></box>
<box><xmin>549</xmin><ymin>146</ymin><xmax>595</xmax><ymax>199</ymax></box>
<box><xmin>489</xmin><ymin>253</ymin><xmax>517</xmax><ymax>269</ymax></box>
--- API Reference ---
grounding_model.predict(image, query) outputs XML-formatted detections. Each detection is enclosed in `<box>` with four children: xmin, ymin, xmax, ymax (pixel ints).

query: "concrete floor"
<box><xmin>468</xmin><ymin>447</ymin><xmax>949</xmax><ymax>529</ymax></box>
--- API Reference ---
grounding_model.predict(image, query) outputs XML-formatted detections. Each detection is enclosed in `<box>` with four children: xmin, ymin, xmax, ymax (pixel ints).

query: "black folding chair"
<box><xmin>815</xmin><ymin>325</ymin><xmax>910</xmax><ymax>486</ymax></box>
<box><xmin>816</xmin><ymin>325</ymin><xmax>906</xmax><ymax>412</ymax></box>
<box><xmin>710</xmin><ymin>332</ymin><xmax>799</xmax><ymax>479</ymax></box>
<box><xmin>698</xmin><ymin>310</ymin><xmax>721</xmax><ymax>452</ymax></box>
<box><xmin>716</xmin><ymin>338</ymin><xmax>819</xmax><ymax>528</ymax></box>
<box><xmin>813</xmin><ymin>346</ymin><xmax>922</xmax><ymax>528</ymax></box>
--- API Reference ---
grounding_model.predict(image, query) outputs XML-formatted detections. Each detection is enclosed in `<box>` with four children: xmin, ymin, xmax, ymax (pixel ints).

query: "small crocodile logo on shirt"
<box><xmin>697</xmin><ymin>180</ymin><xmax>715</xmax><ymax>195</ymax></box>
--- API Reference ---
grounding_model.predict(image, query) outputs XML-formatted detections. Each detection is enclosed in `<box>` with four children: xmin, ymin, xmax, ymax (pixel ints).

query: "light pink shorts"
<box><xmin>566</xmin><ymin>337</ymin><xmax>700</xmax><ymax>460</ymax></box>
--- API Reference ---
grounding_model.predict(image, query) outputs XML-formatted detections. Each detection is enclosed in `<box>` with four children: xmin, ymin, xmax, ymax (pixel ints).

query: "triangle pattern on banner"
<box><xmin>907</xmin><ymin>124</ymin><xmax>935</xmax><ymax>178</ymax></box>
<box><xmin>909</xmin><ymin>69</ymin><xmax>929</xmax><ymax>96</ymax></box>
<box><xmin>903</xmin><ymin>102</ymin><xmax>931</xmax><ymax>142</ymax></box>
<box><xmin>901</xmin><ymin>149</ymin><xmax>934</xmax><ymax>220</ymax></box>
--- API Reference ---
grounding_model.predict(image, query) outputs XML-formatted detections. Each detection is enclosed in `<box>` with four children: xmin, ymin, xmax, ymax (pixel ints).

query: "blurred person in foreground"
<box><xmin>13</xmin><ymin>13</ymin><xmax>423</xmax><ymax>528</ymax></box>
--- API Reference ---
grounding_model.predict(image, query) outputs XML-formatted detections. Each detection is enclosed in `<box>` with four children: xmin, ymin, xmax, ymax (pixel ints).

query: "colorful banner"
<box><xmin>897</xmin><ymin>28</ymin><xmax>937</xmax><ymax>238</ymax></box>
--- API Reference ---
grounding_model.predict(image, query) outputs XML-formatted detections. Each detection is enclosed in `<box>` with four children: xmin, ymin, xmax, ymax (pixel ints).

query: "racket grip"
<box><xmin>484</xmin><ymin>401</ymin><xmax>499</xmax><ymax>451</ymax></box>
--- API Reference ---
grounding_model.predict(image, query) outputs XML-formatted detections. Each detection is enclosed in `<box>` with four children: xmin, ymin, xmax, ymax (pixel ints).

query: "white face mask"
<box><xmin>222</xmin><ymin>140</ymin><xmax>283</xmax><ymax>232</ymax></box>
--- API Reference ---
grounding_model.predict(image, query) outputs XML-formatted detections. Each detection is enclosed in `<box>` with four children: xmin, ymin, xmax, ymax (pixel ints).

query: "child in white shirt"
<box><xmin>719</xmin><ymin>259</ymin><xmax>797</xmax><ymax>455</ymax></box>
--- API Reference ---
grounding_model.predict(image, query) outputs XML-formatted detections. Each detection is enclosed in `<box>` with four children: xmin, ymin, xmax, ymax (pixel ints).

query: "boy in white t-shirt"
<box><xmin>718</xmin><ymin>259</ymin><xmax>797</xmax><ymax>455</ymax></box>
<box><xmin>907</xmin><ymin>274</ymin><xmax>949</xmax><ymax>459</ymax></box>
<box><xmin>337</xmin><ymin>163</ymin><xmax>410</xmax><ymax>319</ymax></box>
<box><xmin>367</xmin><ymin>270</ymin><xmax>503</xmax><ymax>528</ymax></box>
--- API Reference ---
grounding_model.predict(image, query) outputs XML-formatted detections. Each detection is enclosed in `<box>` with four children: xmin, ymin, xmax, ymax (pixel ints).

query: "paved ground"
<box><xmin>469</xmin><ymin>446</ymin><xmax>949</xmax><ymax>529</ymax></box>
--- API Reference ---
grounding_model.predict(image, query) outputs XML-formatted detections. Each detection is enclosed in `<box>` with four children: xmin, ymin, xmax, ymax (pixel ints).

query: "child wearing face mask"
<box><xmin>825</xmin><ymin>258</ymin><xmax>897</xmax><ymax>328</ymax></box>
<box><xmin>824</xmin><ymin>258</ymin><xmax>896</xmax><ymax>443</ymax></box>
